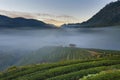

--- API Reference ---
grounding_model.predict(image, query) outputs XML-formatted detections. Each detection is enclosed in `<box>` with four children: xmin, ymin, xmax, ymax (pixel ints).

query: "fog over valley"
<box><xmin>1</xmin><ymin>1</ymin><xmax>120</xmax><ymax>79</ymax></box>
<box><xmin>0</xmin><ymin>27</ymin><xmax>120</xmax><ymax>51</ymax></box>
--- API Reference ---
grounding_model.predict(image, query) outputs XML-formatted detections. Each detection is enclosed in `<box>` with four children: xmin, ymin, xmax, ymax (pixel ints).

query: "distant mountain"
<box><xmin>0</xmin><ymin>10</ymin><xmax>80</xmax><ymax>26</ymax></box>
<box><xmin>62</xmin><ymin>1</ymin><xmax>120</xmax><ymax>28</ymax></box>
<box><xmin>0</xmin><ymin>15</ymin><xmax>55</xmax><ymax>29</ymax></box>
<box><xmin>82</xmin><ymin>0</ymin><xmax>120</xmax><ymax>27</ymax></box>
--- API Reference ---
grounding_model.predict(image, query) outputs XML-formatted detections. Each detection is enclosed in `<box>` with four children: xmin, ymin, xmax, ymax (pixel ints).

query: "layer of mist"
<box><xmin>0</xmin><ymin>27</ymin><xmax>120</xmax><ymax>51</ymax></box>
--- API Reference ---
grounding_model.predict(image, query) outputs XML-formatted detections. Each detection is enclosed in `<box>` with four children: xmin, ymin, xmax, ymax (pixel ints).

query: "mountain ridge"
<box><xmin>0</xmin><ymin>10</ymin><xmax>80</xmax><ymax>26</ymax></box>
<box><xmin>0</xmin><ymin>15</ymin><xmax>55</xmax><ymax>29</ymax></box>
<box><xmin>82</xmin><ymin>0</ymin><xmax>120</xmax><ymax>27</ymax></box>
<box><xmin>62</xmin><ymin>1</ymin><xmax>120</xmax><ymax>28</ymax></box>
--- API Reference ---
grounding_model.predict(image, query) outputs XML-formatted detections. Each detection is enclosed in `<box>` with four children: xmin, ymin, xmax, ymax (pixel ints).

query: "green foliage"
<box><xmin>47</xmin><ymin>64</ymin><xmax>120</xmax><ymax>80</ymax></box>
<box><xmin>16</xmin><ymin>60</ymin><xmax>120</xmax><ymax>80</ymax></box>
<box><xmin>6</xmin><ymin>66</ymin><xmax>18</xmax><ymax>72</ymax></box>
<box><xmin>0</xmin><ymin>60</ymin><xmax>96</xmax><ymax>79</ymax></box>
<box><xmin>80</xmin><ymin>70</ymin><xmax>120</xmax><ymax>80</ymax></box>
<box><xmin>0</xmin><ymin>47</ymin><xmax>120</xmax><ymax>80</ymax></box>
<box><xmin>1</xmin><ymin>59</ymin><xmax>120</xmax><ymax>80</ymax></box>
<box><xmin>1</xmin><ymin>46</ymin><xmax>120</xmax><ymax>72</ymax></box>
<box><xmin>17</xmin><ymin>47</ymin><xmax>96</xmax><ymax>65</ymax></box>
<box><xmin>16</xmin><ymin>47</ymin><xmax>120</xmax><ymax>66</ymax></box>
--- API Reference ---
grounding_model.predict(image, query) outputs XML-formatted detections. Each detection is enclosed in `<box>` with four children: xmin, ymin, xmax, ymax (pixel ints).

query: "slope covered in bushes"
<box><xmin>80</xmin><ymin>70</ymin><xmax>120</xmax><ymax>80</ymax></box>
<box><xmin>0</xmin><ymin>51</ymin><xmax>120</xmax><ymax>80</ymax></box>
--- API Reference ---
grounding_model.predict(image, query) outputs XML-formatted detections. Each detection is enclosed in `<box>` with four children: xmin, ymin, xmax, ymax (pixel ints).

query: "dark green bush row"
<box><xmin>16</xmin><ymin>60</ymin><xmax>120</xmax><ymax>80</ymax></box>
<box><xmin>0</xmin><ymin>63</ymin><xmax>48</xmax><ymax>78</ymax></box>
<box><xmin>0</xmin><ymin>59</ymin><xmax>99</xmax><ymax>80</ymax></box>
<box><xmin>47</xmin><ymin>64</ymin><xmax>120</xmax><ymax>80</ymax></box>
<box><xmin>80</xmin><ymin>70</ymin><xmax>120</xmax><ymax>80</ymax></box>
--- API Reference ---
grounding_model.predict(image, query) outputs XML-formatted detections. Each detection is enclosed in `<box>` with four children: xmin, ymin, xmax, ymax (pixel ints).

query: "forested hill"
<box><xmin>81</xmin><ymin>0</ymin><xmax>120</xmax><ymax>27</ymax></box>
<box><xmin>62</xmin><ymin>1</ymin><xmax>120</xmax><ymax>28</ymax></box>
<box><xmin>0</xmin><ymin>15</ymin><xmax>55</xmax><ymax>29</ymax></box>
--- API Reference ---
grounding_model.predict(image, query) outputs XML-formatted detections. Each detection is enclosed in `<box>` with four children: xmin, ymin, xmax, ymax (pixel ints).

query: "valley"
<box><xmin>0</xmin><ymin>0</ymin><xmax>120</xmax><ymax>80</ymax></box>
<box><xmin>0</xmin><ymin>27</ymin><xmax>120</xmax><ymax>71</ymax></box>
<box><xmin>0</xmin><ymin>47</ymin><xmax>120</xmax><ymax>80</ymax></box>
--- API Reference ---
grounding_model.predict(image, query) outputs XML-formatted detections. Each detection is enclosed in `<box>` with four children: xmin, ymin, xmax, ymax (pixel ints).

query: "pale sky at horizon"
<box><xmin>0</xmin><ymin>0</ymin><xmax>117</xmax><ymax>22</ymax></box>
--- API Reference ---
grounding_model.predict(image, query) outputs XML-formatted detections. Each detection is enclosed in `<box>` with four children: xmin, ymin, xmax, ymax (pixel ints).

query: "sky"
<box><xmin>0</xmin><ymin>0</ymin><xmax>117</xmax><ymax>23</ymax></box>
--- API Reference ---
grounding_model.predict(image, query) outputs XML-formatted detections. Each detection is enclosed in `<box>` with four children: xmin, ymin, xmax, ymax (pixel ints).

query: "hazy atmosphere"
<box><xmin>0</xmin><ymin>0</ymin><xmax>120</xmax><ymax>79</ymax></box>
<box><xmin>0</xmin><ymin>0</ymin><xmax>117</xmax><ymax>25</ymax></box>
<box><xmin>0</xmin><ymin>27</ymin><xmax>120</xmax><ymax>50</ymax></box>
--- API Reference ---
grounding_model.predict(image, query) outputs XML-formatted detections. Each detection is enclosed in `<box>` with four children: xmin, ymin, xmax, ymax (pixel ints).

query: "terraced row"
<box><xmin>47</xmin><ymin>64</ymin><xmax>120</xmax><ymax>80</ymax></box>
<box><xmin>80</xmin><ymin>70</ymin><xmax>120</xmax><ymax>80</ymax></box>
<box><xmin>0</xmin><ymin>59</ymin><xmax>102</xmax><ymax>80</ymax></box>
<box><xmin>13</xmin><ymin>60</ymin><xmax>120</xmax><ymax>80</ymax></box>
<box><xmin>1</xmin><ymin>57</ymin><xmax>120</xmax><ymax>80</ymax></box>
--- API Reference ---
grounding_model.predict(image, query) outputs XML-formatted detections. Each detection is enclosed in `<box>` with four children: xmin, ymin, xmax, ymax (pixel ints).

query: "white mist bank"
<box><xmin>0</xmin><ymin>27</ymin><xmax>120</xmax><ymax>51</ymax></box>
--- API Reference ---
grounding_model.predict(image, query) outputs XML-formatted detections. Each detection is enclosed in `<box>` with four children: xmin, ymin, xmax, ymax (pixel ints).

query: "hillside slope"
<box><xmin>0</xmin><ymin>15</ymin><xmax>55</xmax><ymax>29</ymax></box>
<box><xmin>17</xmin><ymin>47</ymin><xmax>120</xmax><ymax>65</ymax></box>
<box><xmin>0</xmin><ymin>50</ymin><xmax>31</xmax><ymax>71</ymax></box>
<box><xmin>62</xmin><ymin>1</ymin><xmax>120</xmax><ymax>28</ymax></box>
<box><xmin>17</xmin><ymin>47</ymin><xmax>101</xmax><ymax>65</ymax></box>
<box><xmin>0</xmin><ymin>55</ymin><xmax>120</xmax><ymax>80</ymax></box>
<box><xmin>80</xmin><ymin>70</ymin><xmax>120</xmax><ymax>80</ymax></box>
<box><xmin>1</xmin><ymin>47</ymin><xmax>120</xmax><ymax>71</ymax></box>
<box><xmin>82</xmin><ymin>1</ymin><xmax>120</xmax><ymax>27</ymax></box>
